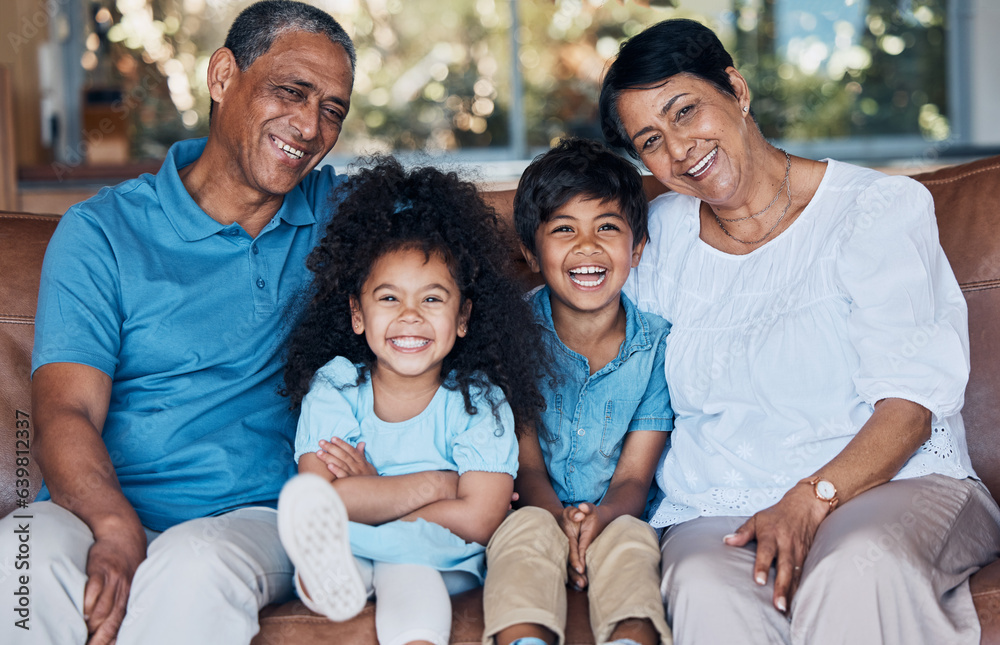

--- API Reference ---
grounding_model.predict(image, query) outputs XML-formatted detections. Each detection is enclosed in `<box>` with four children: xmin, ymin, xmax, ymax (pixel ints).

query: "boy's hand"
<box><xmin>316</xmin><ymin>438</ymin><xmax>378</xmax><ymax>478</ymax></box>
<box><xmin>559</xmin><ymin>503</ymin><xmax>611</xmax><ymax>589</ymax></box>
<box><xmin>557</xmin><ymin>508</ymin><xmax>587</xmax><ymax>589</ymax></box>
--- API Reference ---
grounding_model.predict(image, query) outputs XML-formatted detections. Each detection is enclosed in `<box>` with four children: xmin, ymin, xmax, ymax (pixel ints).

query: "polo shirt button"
<box><xmin>256</xmin><ymin>278</ymin><xmax>265</xmax><ymax>289</ymax></box>
<box><xmin>252</xmin><ymin>245</ymin><xmax>259</xmax><ymax>255</ymax></box>
<box><xmin>577</xmin><ymin>428</ymin><xmax>585</xmax><ymax>436</ymax></box>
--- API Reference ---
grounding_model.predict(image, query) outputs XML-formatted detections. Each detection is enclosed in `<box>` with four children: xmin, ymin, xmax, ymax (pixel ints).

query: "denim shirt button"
<box><xmin>577</xmin><ymin>428</ymin><xmax>585</xmax><ymax>436</ymax></box>
<box><xmin>256</xmin><ymin>278</ymin><xmax>265</xmax><ymax>289</ymax></box>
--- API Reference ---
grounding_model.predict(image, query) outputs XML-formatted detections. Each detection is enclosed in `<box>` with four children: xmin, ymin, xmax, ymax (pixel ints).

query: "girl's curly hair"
<box><xmin>283</xmin><ymin>156</ymin><xmax>546</xmax><ymax>433</ymax></box>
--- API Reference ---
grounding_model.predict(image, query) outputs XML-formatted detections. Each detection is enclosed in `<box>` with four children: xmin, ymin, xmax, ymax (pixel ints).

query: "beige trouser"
<box><xmin>0</xmin><ymin>501</ymin><xmax>294</xmax><ymax>645</ymax></box>
<box><xmin>483</xmin><ymin>506</ymin><xmax>672</xmax><ymax>645</ymax></box>
<box><xmin>660</xmin><ymin>474</ymin><xmax>1000</xmax><ymax>645</ymax></box>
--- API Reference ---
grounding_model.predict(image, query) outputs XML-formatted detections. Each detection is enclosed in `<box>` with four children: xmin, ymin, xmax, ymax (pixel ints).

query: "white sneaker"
<box><xmin>278</xmin><ymin>473</ymin><xmax>368</xmax><ymax>621</ymax></box>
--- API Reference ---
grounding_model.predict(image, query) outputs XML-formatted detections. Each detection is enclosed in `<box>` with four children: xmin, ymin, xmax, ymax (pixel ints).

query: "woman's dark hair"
<box><xmin>514</xmin><ymin>137</ymin><xmax>648</xmax><ymax>255</ymax></box>
<box><xmin>283</xmin><ymin>156</ymin><xmax>545</xmax><ymax>433</ymax></box>
<box><xmin>600</xmin><ymin>18</ymin><xmax>737</xmax><ymax>158</ymax></box>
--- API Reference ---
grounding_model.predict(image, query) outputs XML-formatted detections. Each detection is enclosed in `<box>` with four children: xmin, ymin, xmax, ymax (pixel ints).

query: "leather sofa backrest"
<box><xmin>0</xmin><ymin>213</ymin><xmax>57</xmax><ymax>513</ymax></box>
<box><xmin>911</xmin><ymin>156</ymin><xmax>1000</xmax><ymax>500</ymax></box>
<box><xmin>2</xmin><ymin>155</ymin><xmax>1000</xmax><ymax>517</ymax></box>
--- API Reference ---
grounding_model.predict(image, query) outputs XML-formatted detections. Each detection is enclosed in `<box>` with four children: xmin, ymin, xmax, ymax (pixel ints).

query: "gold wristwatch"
<box><xmin>805</xmin><ymin>476</ymin><xmax>839</xmax><ymax>510</ymax></box>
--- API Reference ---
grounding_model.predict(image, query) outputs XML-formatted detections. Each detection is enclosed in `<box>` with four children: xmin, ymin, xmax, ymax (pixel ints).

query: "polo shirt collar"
<box><xmin>532</xmin><ymin>285</ymin><xmax>653</xmax><ymax>366</ymax></box>
<box><xmin>156</xmin><ymin>137</ymin><xmax>317</xmax><ymax>242</ymax></box>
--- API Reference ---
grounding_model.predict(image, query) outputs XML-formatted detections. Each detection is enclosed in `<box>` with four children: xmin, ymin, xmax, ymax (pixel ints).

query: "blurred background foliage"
<box><xmin>79</xmin><ymin>0</ymin><xmax>950</xmax><ymax>160</ymax></box>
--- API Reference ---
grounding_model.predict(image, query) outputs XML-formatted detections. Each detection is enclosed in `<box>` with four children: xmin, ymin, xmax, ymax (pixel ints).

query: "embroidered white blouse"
<box><xmin>625</xmin><ymin>160</ymin><xmax>976</xmax><ymax>528</ymax></box>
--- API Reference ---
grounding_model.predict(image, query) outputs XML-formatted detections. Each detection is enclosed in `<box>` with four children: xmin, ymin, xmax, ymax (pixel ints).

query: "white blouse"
<box><xmin>626</xmin><ymin>160</ymin><xmax>976</xmax><ymax>528</ymax></box>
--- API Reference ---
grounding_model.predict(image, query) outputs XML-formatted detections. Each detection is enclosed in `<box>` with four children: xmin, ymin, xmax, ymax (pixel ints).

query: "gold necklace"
<box><xmin>713</xmin><ymin>151</ymin><xmax>792</xmax><ymax>246</ymax></box>
<box><xmin>715</xmin><ymin>151</ymin><xmax>791</xmax><ymax>223</ymax></box>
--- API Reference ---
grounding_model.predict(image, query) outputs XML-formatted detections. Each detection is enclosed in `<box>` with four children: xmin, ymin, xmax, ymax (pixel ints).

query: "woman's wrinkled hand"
<box><xmin>723</xmin><ymin>481</ymin><xmax>830</xmax><ymax>613</ymax></box>
<box><xmin>316</xmin><ymin>438</ymin><xmax>378</xmax><ymax>478</ymax></box>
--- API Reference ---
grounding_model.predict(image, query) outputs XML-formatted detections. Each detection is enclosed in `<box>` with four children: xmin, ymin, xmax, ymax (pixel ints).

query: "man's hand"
<box><xmin>723</xmin><ymin>481</ymin><xmax>829</xmax><ymax>613</ymax></box>
<box><xmin>315</xmin><ymin>438</ymin><xmax>378</xmax><ymax>478</ymax></box>
<box><xmin>83</xmin><ymin>526</ymin><xmax>147</xmax><ymax>644</ymax></box>
<box><xmin>558</xmin><ymin>503</ymin><xmax>611</xmax><ymax>590</ymax></box>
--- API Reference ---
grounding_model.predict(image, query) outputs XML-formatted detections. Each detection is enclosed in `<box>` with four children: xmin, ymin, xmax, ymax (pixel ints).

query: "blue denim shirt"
<box><xmin>532</xmin><ymin>286</ymin><xmax>673</xmax><ymax>507</ymax></box>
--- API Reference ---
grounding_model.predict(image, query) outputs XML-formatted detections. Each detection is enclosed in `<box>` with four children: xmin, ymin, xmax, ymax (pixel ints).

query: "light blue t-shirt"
<box><xmin>32</xmin><ymin>137</ymin><xmax>344</xmax><ymax>531</ymax></box>
<box><xmin>294</xmin><ymin>356</ymin><xmax>518</xmax><ymax>581</ymax></box>
<box><xmin>532</xmin><ymin>286</ymin><xmax>673</xmax><ymax>509</ymax></box>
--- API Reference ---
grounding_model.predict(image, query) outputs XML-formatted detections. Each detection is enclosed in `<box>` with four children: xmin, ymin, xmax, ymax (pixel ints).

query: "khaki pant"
<box><xmin>483</xmin><ymin>506</ymin><xmax>672</xmax><ymax>645</ymax></box>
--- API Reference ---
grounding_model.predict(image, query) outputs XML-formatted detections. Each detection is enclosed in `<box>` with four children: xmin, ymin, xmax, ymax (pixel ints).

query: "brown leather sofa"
<box><xmin>3</xmin><ymin>154</ymin><xmax>1000</xmax><ymax>644</ymax></box>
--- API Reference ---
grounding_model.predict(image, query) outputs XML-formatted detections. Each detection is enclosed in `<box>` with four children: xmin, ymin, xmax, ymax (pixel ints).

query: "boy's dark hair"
<box><xmin>600</xmin><ymin>19</ymin><xmax>737</xmax><ymax>159</ymax></box>
<box><xmin>513</xmin><ymin>138</ymin><xmax>648</xmax><ymax>256</ymax></box>
<box><xmin>283</xmin><ymin>156</ymin><xmax>545</xmax><ymax>433</ymax></box>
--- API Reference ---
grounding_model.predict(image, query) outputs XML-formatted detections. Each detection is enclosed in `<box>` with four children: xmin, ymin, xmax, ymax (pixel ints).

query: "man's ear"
<box><xmin>631</xmin><ymin>235</ymin><xmax>648</xmax><ymax>268</ymax></box>
<box><xmin>520</xmin><ymin>243</ymin><xmax>541</xmax><ymax>273</ymax></box>
<box><xmin>349</xmin><ymin>296</ymin><xmax>365</xmax><ymax>335</ymax></box>
<box><xmin>207</xmin><ymin>47</ymin><xmax>240</xmax><ymax>105</ymax></box>
<box><xmin>457</xmin><ymin>300</ymin><xmax>472</xmax><ymax>338</ymax></box>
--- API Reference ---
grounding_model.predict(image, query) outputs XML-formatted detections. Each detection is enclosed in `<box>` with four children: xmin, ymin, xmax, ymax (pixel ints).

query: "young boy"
<box><xmin>483</xmin><ymin>138</ymin><xmax>672</xmax><ymax>645</ymax></box>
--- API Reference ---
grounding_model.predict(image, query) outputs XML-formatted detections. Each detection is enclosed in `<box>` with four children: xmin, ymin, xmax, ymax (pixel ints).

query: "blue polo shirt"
<box><xmin>32</xmin><ymin>138</ymin><xmax>344</xmax><ymax>531</ymax></box>
<box><xmin>532</xmin><ymin>286</ymin><xmax>673</xmax><ymax>508</ymax></box>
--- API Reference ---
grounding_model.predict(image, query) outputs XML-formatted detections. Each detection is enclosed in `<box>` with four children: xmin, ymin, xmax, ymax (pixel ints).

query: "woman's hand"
<box><xmin>315</xmin><ymin>437</ymin><xmax>378</xmax><ymax>478</ymax></box>
<box><xmin>723</xmin><ymin>481</ymin><xmax>830</xmax><ymax>613</ymax></box>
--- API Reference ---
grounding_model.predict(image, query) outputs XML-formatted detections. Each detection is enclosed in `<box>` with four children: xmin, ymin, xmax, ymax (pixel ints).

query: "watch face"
<box><xmin>816</xmin><ymin>480</ymin><xmax>837</xmax><ymax>500</ymax></box>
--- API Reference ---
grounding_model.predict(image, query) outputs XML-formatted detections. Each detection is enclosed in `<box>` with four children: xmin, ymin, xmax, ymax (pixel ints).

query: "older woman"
<box><xmin>599</xmin><ymin>18</ymin><xmax>1000</xmax><ymax>645</ymax></box>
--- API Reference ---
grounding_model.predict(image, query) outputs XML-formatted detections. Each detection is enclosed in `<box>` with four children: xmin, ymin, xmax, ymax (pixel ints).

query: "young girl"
<box><xmin>278</xmin><ymin>157</ymin><xmax>545</xmax><ymax>645</ymax></box>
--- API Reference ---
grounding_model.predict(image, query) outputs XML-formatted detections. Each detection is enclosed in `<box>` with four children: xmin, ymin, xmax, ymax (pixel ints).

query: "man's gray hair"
<box><xmin>224</xmin><ymin>0</ymin><xmax>356</xmax><ymax>74</ymax></box>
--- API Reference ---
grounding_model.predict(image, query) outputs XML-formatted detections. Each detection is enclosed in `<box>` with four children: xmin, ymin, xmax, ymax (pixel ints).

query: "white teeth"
<box><xmin>570</xmin><ymin>272</ymin><xmax>606</xmax><ymax>287</ymax></box>
<box><xmin>569</xmin><ymin>266</ymin><xmax>605</xmax><ymax>275</ymax></box>
<box><xmin>278</xmin><ymin>142</ymin><xmax>305</xmax><ymax>159</ymax></box>
<box><xmin>687</xmin><ymin>147</ymin><xmax>717</xmax><ymax>176</ymax></box>
<box><xmin>391</xmin><ymin>337</ymin><xmax>430</xmax><ymax>349</ymax></box>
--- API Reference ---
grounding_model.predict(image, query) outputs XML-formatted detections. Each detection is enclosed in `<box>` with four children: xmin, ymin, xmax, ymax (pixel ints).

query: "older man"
<box><xmin>1</xmin><ymin>2</ymin><xmax>358</xmax><ymax>643</ymax></box>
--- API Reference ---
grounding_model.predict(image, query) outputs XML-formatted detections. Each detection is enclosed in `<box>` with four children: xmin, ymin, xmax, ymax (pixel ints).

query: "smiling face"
<box><xmin>524</xmin><ymin>194</ymin><xmax>644</xmax><ymax>321</ymax></box>
<box><xmin>350</xmin><ymin>247</ymin><xmax>471</xmax><ymax>387</ymax></box>
<box><xmin>209</xmin><ymin>29</ymin><xmax>353</xmax><ymax>199</ymax></box>
<box><xmin>615</xmin><ymin>70</ymin><xmax>757</xmax><ymax>210</ymax></box>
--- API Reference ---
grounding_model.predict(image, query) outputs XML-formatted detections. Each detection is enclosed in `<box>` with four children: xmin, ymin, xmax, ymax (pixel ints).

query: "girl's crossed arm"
<box><xmin>298</xmin><ymin>449</ymin><xmax>459</xmax><ymax>526</ymax></box>
<box><xmin>399</xmin><ymin>471</ymin><xmax>514</xmax><ymax>546</ymax></box>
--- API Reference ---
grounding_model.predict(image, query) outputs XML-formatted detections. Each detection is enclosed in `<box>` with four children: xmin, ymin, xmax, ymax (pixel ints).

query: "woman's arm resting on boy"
<box><xmin>298</xmin><ymin>452</ymin><xmax>459</xmax><ymax>525</ymax></box>
<box><xmin>568</xmin><ymin>429</ymin><xmax>668</xmax><ymax>586</ymax></box>
<box><xmin>400</xmin><ymin>471</ymin><xmax>514</xmax><ymax>545</ymax></box>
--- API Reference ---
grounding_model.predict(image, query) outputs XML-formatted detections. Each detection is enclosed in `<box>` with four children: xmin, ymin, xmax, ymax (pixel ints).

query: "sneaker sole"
<box><xmin>278</xmin><ymin>473</ymin><xmax>368</xmax><ymax>621</ymax></box>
